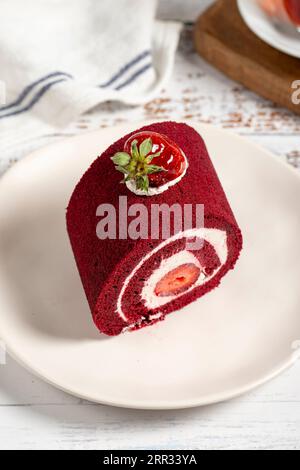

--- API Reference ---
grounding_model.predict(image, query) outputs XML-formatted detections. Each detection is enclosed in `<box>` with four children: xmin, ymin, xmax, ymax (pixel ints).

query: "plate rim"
<box><xmin>5</xmin><ymin>344</ymin><xmax>296</xmax><ymax>410</ymax></box>
<box><xmin>0</xmin><ymin>120</ymin><xmax>300</xmax><ymax>410</ymax></box>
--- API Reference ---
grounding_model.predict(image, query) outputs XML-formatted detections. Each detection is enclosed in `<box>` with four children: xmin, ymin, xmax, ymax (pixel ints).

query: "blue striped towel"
<box><xmin>0</xmin><ymin>0</ymin><xmax>181</xmax><ymax>170</ymax></box>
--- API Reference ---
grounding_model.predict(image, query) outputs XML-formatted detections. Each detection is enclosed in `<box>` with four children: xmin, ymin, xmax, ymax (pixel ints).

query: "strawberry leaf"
<box><xmin>146</xmin><ymin>150</ymin><xmax>162</xmax><ymax>163</ymax></box>
<box><xmin>111</xmin><ymin>152</ymin><xmax>131</xmax><ymax>166</ymax></box>
<box><xmin>146</xmin><ymin>164</ymin><xmax>165</xmax><ymax>174</ymax></box>
<box><xmin>136</xmin><ymin>175</ymin><xmax>149</xmax><ymax>192</ymax></box>
<box><xmin>139</xmin><ymin>138</ymin><xmax>152</xmax><ymax>158</ymax></box>
<box><xmin>115</xmin><ymin>166</ymin><xmax>128</xmax><ymax>175</ymax></box>
<box><xmin>131</xmin><ymin>140</ymin><xmax>139</xmax><ymax>160</ymax></box>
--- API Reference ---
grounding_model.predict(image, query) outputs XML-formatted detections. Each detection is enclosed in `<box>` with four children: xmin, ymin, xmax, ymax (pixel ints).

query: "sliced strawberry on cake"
<box><xmin>66</xmin><ymin>121</ymin><xmax>243</xmax><ymax>336</ymax></box>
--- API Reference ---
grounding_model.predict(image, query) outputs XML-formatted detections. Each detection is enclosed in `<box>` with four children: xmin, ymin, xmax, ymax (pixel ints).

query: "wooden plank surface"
<box><xmin>194</xmin><ymin>0</ymin><xmax>300</xmax><ymax>115</ymax></box>
<box><xmin>0</xmin><ymin>24</ymin><xmax>300</xmax><ymax>450</ymax></box>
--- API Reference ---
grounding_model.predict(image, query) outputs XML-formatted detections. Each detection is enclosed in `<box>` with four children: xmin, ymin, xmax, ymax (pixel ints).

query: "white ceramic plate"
<box><xmin>238</xmin><ymin>0</ymin><xmax>300</xmax><ymax>58</ymax></box>
<box><xmin>0</xmin><ymin>122</ymin><xmax>300</xmax><ymax>410</ymax></box>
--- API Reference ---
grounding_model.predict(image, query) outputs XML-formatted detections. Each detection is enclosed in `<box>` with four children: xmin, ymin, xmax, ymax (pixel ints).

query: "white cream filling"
<box><xmin>125</xmin><ymin>153</ymin><xmax>189</xmax><ymax>196</ymax></box>
<box><xmin>116</xmin><ymin>228</ymin><xmax>228</xmax><ymax>324</ymax></box>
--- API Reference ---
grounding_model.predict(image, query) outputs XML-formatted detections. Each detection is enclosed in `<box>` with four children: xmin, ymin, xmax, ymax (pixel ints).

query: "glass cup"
<box><xmin>258</xmin><ymin>0</ymin><xmax>300</xmax><ymax>31</ymax></box>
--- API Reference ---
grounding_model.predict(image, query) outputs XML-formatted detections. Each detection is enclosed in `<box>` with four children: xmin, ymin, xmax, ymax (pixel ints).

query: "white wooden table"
<box><xmin>1</xmin><ymin>2</ymin><xmax>300</xmax><ymax>450</ymax></box>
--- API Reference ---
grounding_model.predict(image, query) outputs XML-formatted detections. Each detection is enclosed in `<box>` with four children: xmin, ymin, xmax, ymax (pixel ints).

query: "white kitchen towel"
<box><xmin>0</xmin><ymin>0</ymin><xmax>181</xmax><ymax>167</ymax></box>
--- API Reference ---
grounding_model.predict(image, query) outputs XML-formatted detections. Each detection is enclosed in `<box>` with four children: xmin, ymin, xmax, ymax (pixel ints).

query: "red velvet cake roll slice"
<box><xmin>66</xmin><ymin>122</ymin><xmax>243</xmax><ymax>336</ymax></box>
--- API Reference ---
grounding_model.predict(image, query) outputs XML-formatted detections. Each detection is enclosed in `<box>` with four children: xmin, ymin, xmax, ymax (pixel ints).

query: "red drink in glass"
<box><xmin>258</xmin><ymin>0</ymin><xmax>288</xmax><ymax>19</ymax></box>
<box><xmin>284</xmin><ymin>0</ymin><xmax>300</xmax><ymax>26</ymax></box>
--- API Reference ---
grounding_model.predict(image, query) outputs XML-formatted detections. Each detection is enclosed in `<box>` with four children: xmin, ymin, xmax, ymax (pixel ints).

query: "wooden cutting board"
<box><xmin>194</xmin><ymin>0</ymin><xmax>300</xmax><ymax>115</ymax></box>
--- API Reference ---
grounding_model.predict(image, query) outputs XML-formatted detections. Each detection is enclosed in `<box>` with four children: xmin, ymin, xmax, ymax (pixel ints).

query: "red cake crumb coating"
<box><xmin>66</xmin><ymin>122</ymin><xmax>243</xmax><ymax>336</ymax></box>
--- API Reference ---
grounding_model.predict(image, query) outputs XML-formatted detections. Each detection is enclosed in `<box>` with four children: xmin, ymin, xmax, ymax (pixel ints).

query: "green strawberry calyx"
<box><xmin>111</xmin><ymin>137</ymin><xmax>166</xmax><ymax>192</ymax></box>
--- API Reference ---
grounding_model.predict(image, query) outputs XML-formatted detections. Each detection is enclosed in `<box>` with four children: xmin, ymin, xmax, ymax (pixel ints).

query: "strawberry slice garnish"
<box><xmin>111</xmin><ymin>131</ymin><xmax>187</xmax><ymax>193</ymax></box>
